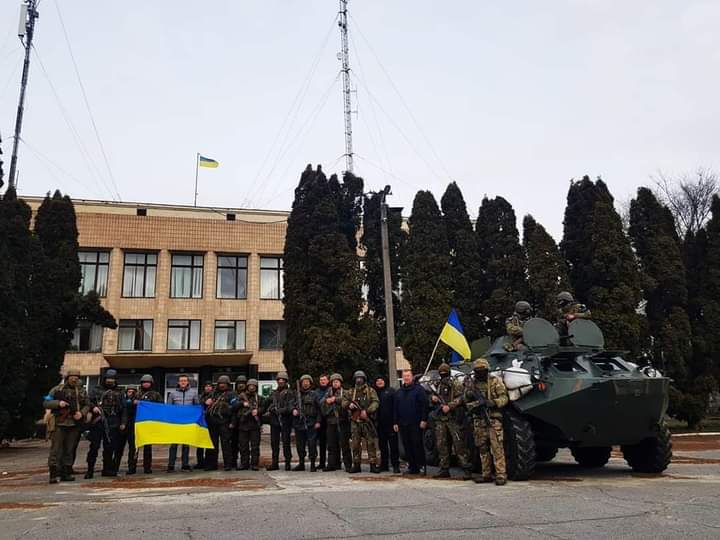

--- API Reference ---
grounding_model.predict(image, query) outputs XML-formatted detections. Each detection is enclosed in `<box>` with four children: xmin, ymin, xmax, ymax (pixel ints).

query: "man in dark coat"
<box><xmin>393</xmin><ymin>370</ymin><xmax>428</xmax><ymax>475</ymax></box>
<box><xmin>374</xmin><ymin>376</ymin><xmax>400</xmax><ymax>473</ymax></box>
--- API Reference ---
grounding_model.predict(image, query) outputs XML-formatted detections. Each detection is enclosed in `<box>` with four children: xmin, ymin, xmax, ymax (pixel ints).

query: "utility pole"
<box><xmin>8</xmin><ymin>0</ymin><xmax>39</xmax><ymax>190</ymax></box>
<box><xmin>380</xmin><ymin>186</ymin><xmax>398</xmax><ymax>387</ymax></box>
<box><xmin>338</xmin><ymin>0</ymin><xmax>354</xmax><ymax>174</ymax></box>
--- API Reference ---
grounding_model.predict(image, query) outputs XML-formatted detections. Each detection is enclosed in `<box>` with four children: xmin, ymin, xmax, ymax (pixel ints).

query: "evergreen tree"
<box><xmin>475</xmin><ymin>196</ymin><xmax>527</xmax><ymax>338</ymax></box>
<box><xmin>561</xmin><ymin>177</ymin><xmax>644</xmax><ymax>355</ymax></box>
<box><xmin>629</xmin><ymin>187</ymin><xmax>691</xmax><ymax>380</ymax></box>
<box><xmin>523</xmin><ymin>215</ymin><xmax>569</xmax><ymax>319</ymax></box>
<box><xmin>440</xmin><ymin>182</ymin><xmax>483</xmax><ymax>341</ymax></box>
<box><xmin>0</xmin><ymin>187</ymin><xmax>33</xmax><ymax>440</ymax></box>
<box><xmin>283</xmin><ymin>166</ymin><xmax>364</xmax><ymax>379</ymax></box>
<box><xmin>398</xmin><ymin>191</ymin><xmax>452</xmax><ymax>371</ymax></box>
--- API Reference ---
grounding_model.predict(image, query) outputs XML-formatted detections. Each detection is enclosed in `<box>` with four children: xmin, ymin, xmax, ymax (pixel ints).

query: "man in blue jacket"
<box><xmin>393</xmin><ymin>370</ymin><xmax>428</xmax><ymax>475</ymax></box>
<box><xmin>166</xmin><ymin>374</ymin><xmax>200</xmax><ymax>472</ymax></box>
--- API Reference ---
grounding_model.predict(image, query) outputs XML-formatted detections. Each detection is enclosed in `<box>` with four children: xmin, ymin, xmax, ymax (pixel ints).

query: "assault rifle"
<box><xmin>464</xmin><ymin>387</ymin><xmax>492</xmax><ymax>425</ymax></box>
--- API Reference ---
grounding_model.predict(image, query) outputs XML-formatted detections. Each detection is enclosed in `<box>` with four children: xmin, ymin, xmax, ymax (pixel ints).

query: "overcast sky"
<box><xmin>1</xmin><ymin>0</ymin><xmax>718</xmax><ymax>239</ymax></box>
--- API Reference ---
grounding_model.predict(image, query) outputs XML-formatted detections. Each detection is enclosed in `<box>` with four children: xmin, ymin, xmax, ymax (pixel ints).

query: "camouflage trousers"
<box><xmin>473</xmin><ymin>417</ymin><xmax>506</xmax><ymax>481</ymax></box>
<box><xmin>350</xmin><ymin>421</ymin><xmax>378</xmax><ymax>465</ymax></box>
<box><xmin>48</xmin><ymin>425</ymin><xmax>81</xmax><ymax>473</ymax></box>
<box><xmin>435</xmin><ymin>419</ymin><xmax>471</xmax><ymax>470</ymax></box>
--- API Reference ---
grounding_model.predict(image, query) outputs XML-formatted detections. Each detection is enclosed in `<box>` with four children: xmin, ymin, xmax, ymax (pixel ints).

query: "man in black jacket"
<box><xmin>374</xmin><ymin>376</ymin><xmax>400</xmax><ymax>473</ymax></box>
<box><xmin>393</xmin><ymin>370</ymin><xmax>428</xmax><ymax>475</ymax></box>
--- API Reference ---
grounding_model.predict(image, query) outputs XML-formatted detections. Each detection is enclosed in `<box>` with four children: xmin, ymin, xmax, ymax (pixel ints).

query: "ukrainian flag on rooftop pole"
<box><xmin>135</xmin><ymin>401</ymin><xmax>214</xmax><ymax>449</ymax></box>
<box><xmin>439</xmin><ymin>308</ymin><xmax>471</xmax><ymax>362</ymax></box>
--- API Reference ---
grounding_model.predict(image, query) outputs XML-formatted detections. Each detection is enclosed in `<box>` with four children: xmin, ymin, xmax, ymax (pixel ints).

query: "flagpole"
<box><xmin>193</xmin><ymin>153</ymin><xmax>199</xmax><ymax>207</ymax></box>
<box><xmin>422</xmin><ymin>335</ymin><xmax>442</xmax><ymax>378</ymax></box>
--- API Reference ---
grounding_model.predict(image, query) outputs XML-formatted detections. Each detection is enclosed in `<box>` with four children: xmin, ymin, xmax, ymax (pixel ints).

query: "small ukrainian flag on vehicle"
<box><xmin>198</xmin><ymin>155</ymin><xmax>219</xmax><ymax>168</ymax></box>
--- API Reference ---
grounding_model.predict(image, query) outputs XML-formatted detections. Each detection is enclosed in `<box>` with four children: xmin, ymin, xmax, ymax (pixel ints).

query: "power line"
<box><xmin>54</xmin><ymin>0</ymin><xmax>121</xmax><ymax>201</ymax></box>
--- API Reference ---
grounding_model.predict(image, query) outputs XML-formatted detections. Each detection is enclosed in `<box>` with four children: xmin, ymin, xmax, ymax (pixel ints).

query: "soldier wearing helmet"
<box><xmin>204</xmin><ymin>375</ymin><xmax>240</xmax><ymax>471</ymax></box>
<box><xmin>461</xmin><ymin>359</ymin><xmax>509</xmax><ymax>485</ymax></box>
<box><xmin>235</xmin><ymin>378</ymin><xmax>264</xmax><ymax>471</ymax></box>
<box><xmin>556</xmin><ymin>291</ymin><xmax>591</xmax><ymax>336</ymax></box>
<box><xmin>430</xmin><ymin>363</ymin><xmax>473</xmax><ymax>480</ymax></box>
<box><xmin>128</xmin><ymin>374</ymin><xmax>163</xmax><ymax>474</ymax></box>
<box><xmin>262</xmin><ymin>371</ymin><xmax>294</xmax><ymax>470</ymax></box>
<box><xmin>229</xmin><ymin>375</ymin><xmax>249</xmax><ymax>469</ymax></box>
<box><xmin>505</xmin><ymin>301</ymin><xmax>534</xmax><ymax>352</ymax></box>
<box><xmin>320</xmin><ymin>373</ymin><xmax>352</xmax><ymax>472</ymax></box>
<box><xmin>292</xmin><ymin>374</ymin><xmax>321</xmax><ymax>471</ymax></box>
<box><xmin>43</xmin><ymin>368</ymin><xmax>91</xmax><ymax>483</ymax></box>
<box><xmin>85</xmin><ymin>368</ymin><xmax>128</xmax><ymax>479</ymax></box>
<box><xmin>342</xmin><ymin>370</ymin><xmax>381</xmax><ymax>473</ymax></box>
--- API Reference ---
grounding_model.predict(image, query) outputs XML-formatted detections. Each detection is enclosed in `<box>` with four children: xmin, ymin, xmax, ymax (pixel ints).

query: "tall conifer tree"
<box><xmin>399</xmin><ymin>191</ymin><xmax>451</xmax><ymax>371</ymax></box>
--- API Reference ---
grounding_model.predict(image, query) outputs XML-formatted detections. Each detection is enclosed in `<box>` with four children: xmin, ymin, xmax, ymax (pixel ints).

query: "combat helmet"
<box><xmin>247</xmin><ymin>378</ymin><xmax>258</xmax><ymax>388</ymax></box>
<box><xmin>330</xmin><ymin>373</ymin><xmax>343</xmax><ymax>383</ymax></box>
<box><xmin>353</xmin><ymin>370</ymin><xmax>367</xmax><ymax>382</ymax></box>
<box><xmin>557</xmin><ymin>291</ymin><xmax>574</xmax><ymax>306</ymax></box>
<box><xmin>473</xmin><ymin>358</ymin><xmax>490</xmax><ymax>370</ymax></box>
<box><xmin>104</xmin><ymin>368</ymin><xmax>118</xmax><ymax>379</ymax></box>
<box><xmin>276</xmin><ymin>371</ymin><xmax>289</xmax><ymax>382</ymax></box>
<box><xmin>216</xmin><ymin>375</ymin><xmax>231</xmax><ymax>385</ymax></box>
<box><xmin>300</xmin><ymin>374</ymin><xmax>313</xmax><ymax>384</ymax></box>
<box><xmin>438</xmin><ymin>363</ymin><xmax>451</xmax><ymax>375</ymax></box>
<box><xmin>140</xmin><ymin>374</ymin><xmax>154</xmax><ymax>384</ymax></box>
<box><xmin>65</xmin><ymin>368</ymin><xmax>81</xmax><ymax>378</ymax></box>
<box><xmin>515</xmin><ymin>300</ymin><xmax>533</xmax><ymax>316</ymax></box>
<box><xmin>235</xmin><ymin>375</ymin><xmax>247</xmax><ymax>384</ymax></box>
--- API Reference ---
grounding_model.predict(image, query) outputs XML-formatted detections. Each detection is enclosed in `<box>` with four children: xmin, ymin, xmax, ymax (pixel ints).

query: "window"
<box><xmin>122</xmin><ymin>252</ymin><xmax>157</xmax><ymax>298</ymax></box>
<box><xmin>260</xmin><ymin>257</ymin><xmax>283</xmax><ymax>299</ymax></box>
<box><xmin>167</xmin><ymin>319</ymin><xmax>201</xmax><ymax>350</ymax></box>
<box><xmin>216</xmin><ymin>255</ymin><xmax>247</xmax><ymax>299</ymax></box>
<box><xmin>259</xmin><ymin>320</ymin><xmax>286</xmax><ymax>350</ymax></box>
<box><xmin>118</xmin><ymin>319</ymin><xmax>153</xmax><ymax>351</ymax></box>
<box><xmin>171</xmin><ymin>254</ymin><xmax>204</xmax><ymax>298</ymax></box>
<box><xmin>214</xmin><ymin>320</ymin><xmax>246</xmax><ymax>351</ymax></box>
<box><xmin>79</xmin><ymin>251</ymin><xmax>110</xmax><ymax>296</ymax></box>
<box><xmin>70</xmin><ymin>321</ymin><xmax>103</xmax><ymax>352</ymax></box>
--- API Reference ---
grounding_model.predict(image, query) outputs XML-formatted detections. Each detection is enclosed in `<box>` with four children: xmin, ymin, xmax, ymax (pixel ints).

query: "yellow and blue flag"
<box><xmin>135</xmin><ymin>401</ymin><xmax>214</xmax><ymax>449</ymax></box>
<box><xmin>199</xmin><ymin>155</ymin><xmax>219</xmax><ymax>168</ymax></box>
<box><xmin>439</xmin><ymin>308</ymin><xmax>471</xmax><ymax>362</ymax></box>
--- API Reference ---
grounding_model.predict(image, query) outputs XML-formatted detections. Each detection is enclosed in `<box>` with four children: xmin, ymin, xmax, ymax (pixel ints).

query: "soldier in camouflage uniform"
<box><xmin>117</xmin><ymin>386</ymin><xmax>137</xmax><ymax>474</ymax></box>
<box><xmin>505</xmin><ymin>301</ymin><xmax>534</xmax><ymax>351</ymax></box>
<box><xmin>431</xmin><ymin>363</ymin><xmax>473</xmax><ymax>480</ymax></box>
<box><xmin>462</xmin><ymin>358</ymin><xmax>509</xmax><ymax>485</ymax></box>
<box><xmin>43</xmin><ymin>369</ymin><xmax>91</xmax><ymax>483</ymax></box>
<box><xmin>263</xmin><ymin>372</ymin><xmax>294</xmax><ymax>471</ymax></box>
<box><xmin>235</xmin><ymin>378</ymin><xmax>263</xmax><ymax>471</ymax></box>
<box><xmin>195</xmin><ymin>381</ymin><xmax>214</xmax><ymax>469</ymax></box>
<box><xmin>230</xmin><ymin>375</ymin><xmax>248</xmax><ymax>469</ymax></box>
<box><xmin>320</xmin><ymin>373</ymin><xmax>352</xmax><ymax>472</ymax></box>
<box><xmin>204</xmin><ymin>375</ymin><xmax>240</xmax><ymax>471</ymax></box>
<box><xmin>342</xmin><ymin>371</ymin><xmax>381</xmax><ymax>474</ymax></box>
<box><xmin>292</xmin><ymin>374</ymin><xmax>321</xmax><ymax>471</ymax></box>
<box><xmin>129</xmin><ymin>374</ymin><xmax>163</xmax><ymax>474</ymax></box>
<box><xmin>85</xmin><ymin>369</ymin><xmax>128</xmax><ymax>478</ymax></box>
<box><xmin>556</xmin><ymin>291</ymin><xmax>591</xmax><ymax>337</ymax></box>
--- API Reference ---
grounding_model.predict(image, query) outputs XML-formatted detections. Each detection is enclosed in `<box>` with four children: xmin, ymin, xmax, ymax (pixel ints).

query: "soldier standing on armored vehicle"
<box><xmin>130</xmin><ymin>374</ymin><xmax>163</xmax><ymax>474</ymax></box>
<box><xmin>236</xmin><ymin>378</ymin><xmax>263</xmax><ymax>471</ymax></box>
<box><xmin>505</xmin><ymin>301</ymin><xmax>534</xmax><ymax>351</ymax></box>
<box><xmin>431</xmin><ymin>363</ymin><xmax>473</xmax><ymax>480</ymax></box>
<box><xmin>321</xmin><ymin>373</ymin><xmax>353</xmax><ymax>472</ymax></box>
<box><xmin>44</xmin><ymin>369</ymin><xmax>90</xmax><ymax>483</ymax></box>
<box><xmin>204</xmin><ymin>375</ymin><xmax>239</xmax><ymax>471</ymax></box>
<box><xmin>556</xmin><ymin>291</ymin><xmax>591</xmax><ymax>336</ymax></box>
<box><xmin>342</xmin><ymin>370</ymin><xmax>381</xmax><ymax>474</ymax></box>
<box><xmin>292</xmin><ymin>374</ymin><xmax>321</xmax><ymax>471</ymax></box>
<box><xmin>463</xmin><ymin>359</ymin><xmax>509</xmax><ymax>485</ymax></box>
<box><xmin>263</xmin><ymin>371</ymin><xmax>294</xmax><ymax>471</ymax></box>
<box><xmin>85</xmin><ymin>369</ymin><xmax>127</xmax><ymax>478</ymax></box>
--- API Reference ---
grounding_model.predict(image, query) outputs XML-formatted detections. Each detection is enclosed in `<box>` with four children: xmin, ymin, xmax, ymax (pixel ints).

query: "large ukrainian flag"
<box><xmin>135</xmin><ymin>402</ymin><xmax>214</xmax><ymax>449</ymax></box>
<box><xmin>439</xmin><ymin>308</ymin><xmax>471</xmax><ymax>361</ymax></box>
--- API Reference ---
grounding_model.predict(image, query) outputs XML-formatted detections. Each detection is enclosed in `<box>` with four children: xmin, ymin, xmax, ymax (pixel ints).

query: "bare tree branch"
<box><xmin>651</xmin><ymin>168</ymin><xmax>718</xmax><ymax>237</ymax></box>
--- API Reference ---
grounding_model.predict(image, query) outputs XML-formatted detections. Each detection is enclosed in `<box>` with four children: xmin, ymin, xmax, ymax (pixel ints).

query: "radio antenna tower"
<box><xmin>338</xmin><ymin>0</ymin><xmax>354</xmax><ymax>174</ymax></box>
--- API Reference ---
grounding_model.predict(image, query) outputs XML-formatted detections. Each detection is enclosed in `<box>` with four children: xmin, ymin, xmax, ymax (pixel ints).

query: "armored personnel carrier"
<box><xmin>422</xmin><ymin>318</ymin><xmax>672</xmax><ymax>480</ymax></box>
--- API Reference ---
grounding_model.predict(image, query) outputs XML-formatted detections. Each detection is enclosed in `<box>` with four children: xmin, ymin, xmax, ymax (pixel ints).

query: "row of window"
<box><xmin>71</xmin><ymin>319</ymin><xmax>287</xmax><ymax>353</ymax></box>
<box><xmin>79</xmin><ymin>251</ymin><xmax>284</xmax><ymax>300</ymax></box>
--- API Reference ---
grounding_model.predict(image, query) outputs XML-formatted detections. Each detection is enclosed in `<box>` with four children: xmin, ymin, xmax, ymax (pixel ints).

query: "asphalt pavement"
<box><xmin>1</xmin><ymin>435</ymin><xmax>719</xmax><ymax>539</ymax></box>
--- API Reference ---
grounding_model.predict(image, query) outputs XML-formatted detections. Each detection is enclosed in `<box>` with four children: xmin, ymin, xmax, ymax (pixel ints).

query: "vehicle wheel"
<box><xmin>503</xmin><ymin>409</ymin><xmax>536</xmax><ymax>481</ymax></box>
<box><xmin>621</xmin><ymin>422</ymin><xmax>672</xmax><ymax>473</ymax></box>
<box><xmin>423</xmin><ymin>427</ymin><xmax>438</xmax><ymax>466</ymax></box>
<box><xmin>571</xmin><ymin>446</ymin><xmax>611</xmax><ymax>468</ymax></box>
<box><xmin>535</xmin><ymin>446</ymin><xmax>558</xmax><ymax>462</ymax></box>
